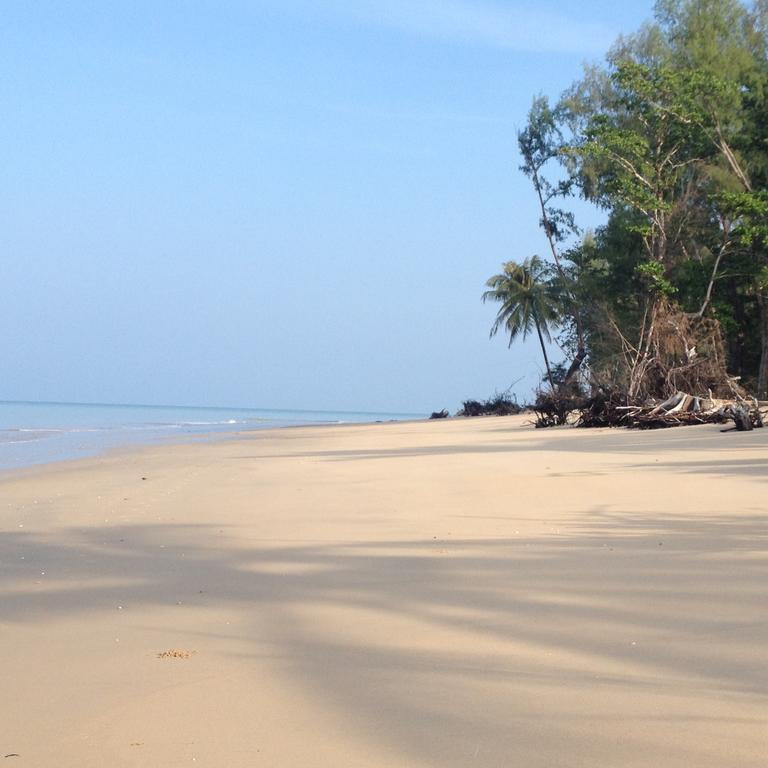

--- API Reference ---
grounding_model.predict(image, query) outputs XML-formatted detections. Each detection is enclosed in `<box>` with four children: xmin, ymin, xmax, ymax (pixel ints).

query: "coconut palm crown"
<box><xmin>482</xmin><ymin>255</ymin><xmax>562</xmax><ymax>389</ymax></box>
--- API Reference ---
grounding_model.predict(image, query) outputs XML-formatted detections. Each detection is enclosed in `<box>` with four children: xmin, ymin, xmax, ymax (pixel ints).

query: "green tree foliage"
<box><xmin>502</xmin><ymin>0</ymin><xmax>768</xmax><ymax>398</ymax></box>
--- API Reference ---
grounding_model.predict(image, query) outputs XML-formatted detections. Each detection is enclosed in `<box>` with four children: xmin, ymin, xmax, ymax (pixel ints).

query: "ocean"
<box><xmin>0</xmin><ymin>400</ymin><xmax>425</xmax><ymax>471</ymax></box>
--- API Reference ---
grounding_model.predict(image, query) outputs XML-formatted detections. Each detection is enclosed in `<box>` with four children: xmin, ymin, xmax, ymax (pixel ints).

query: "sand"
<box><xmin>1</xmin><ymin>415</ymin><xmax>766</xmax><ymax>767</ymax></box>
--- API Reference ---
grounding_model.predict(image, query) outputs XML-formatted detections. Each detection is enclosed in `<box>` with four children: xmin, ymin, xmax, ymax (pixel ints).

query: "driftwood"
<box><xmin>429</xmin><ymin>409</ymin><xmax>449</xmax><ymax>419</ymax></box>
<box><xmin>577</xmin><ymin>390</ymin><xmax>765</xmax><ymax>431</ymax></box>
<box><xmin>533</xmin><ymin>298</ymin><xmax>761</xmax><ymax>432</ymax></box>
<box><xmin>721</xmin><ymin>404</ymin><xmax>764</xmax><ymax>432</ymax></box>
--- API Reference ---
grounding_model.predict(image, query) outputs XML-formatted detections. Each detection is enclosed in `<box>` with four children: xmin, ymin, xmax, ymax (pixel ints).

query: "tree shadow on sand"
<box><xmin>2</xmin><ymin>508</ymin><xmax>767</xmax><ymax>766</ymax></box>
<box><xmin>231</xmin><ymin>424</ymin><xmax>768</xmax><ymax>477</ymax></box>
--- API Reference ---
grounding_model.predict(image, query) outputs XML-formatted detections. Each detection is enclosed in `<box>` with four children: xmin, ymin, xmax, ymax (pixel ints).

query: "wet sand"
<box><xmin>1</xmin><ymin>416</ymin><xmax>766</xmax><ymax>766</ymax></box>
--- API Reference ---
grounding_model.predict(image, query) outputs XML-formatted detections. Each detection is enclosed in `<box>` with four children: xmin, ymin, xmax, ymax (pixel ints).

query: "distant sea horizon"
<box><xmin>0</xmin><ymin>399</ymin><xmax>426</xmax><ymax>471</ymax></box>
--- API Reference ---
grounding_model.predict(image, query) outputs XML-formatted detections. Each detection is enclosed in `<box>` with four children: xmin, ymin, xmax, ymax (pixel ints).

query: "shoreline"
<box><xmin>2</xmin><ymin>416</ymin><xmax>766</xmax><ymax>767</ymax></box>
<box><xmin>0</xmin><ymin>416</ymin><xmax>431</xmax><ymax>481</ymax></box>
<box><xmin>0</xmin><ymin>403</ymin><xmax>428</xmax><ymax>475</ymax></box>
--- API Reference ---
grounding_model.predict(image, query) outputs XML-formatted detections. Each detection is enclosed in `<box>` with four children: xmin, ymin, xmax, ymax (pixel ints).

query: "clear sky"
<box><xmin>1</xmin><ymin>0</ymin><xmax>656</xmax><ymax>413</ymax></box>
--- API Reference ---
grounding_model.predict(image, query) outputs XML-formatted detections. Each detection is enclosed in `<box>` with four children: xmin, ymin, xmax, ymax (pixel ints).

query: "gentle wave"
<box><xmin>15</xmin><ymin>428</ymin><xmax>66</xmax><ymax>433</ymax></box>
<box><xmin>0</xmin><ymin>431</ymin><xmax>52</xmax><ymax>445</ymax></box>
<box><xmin>176</xmin><ymin>419</ymin><xmax>244</xmax><ymax>426</ymax></box>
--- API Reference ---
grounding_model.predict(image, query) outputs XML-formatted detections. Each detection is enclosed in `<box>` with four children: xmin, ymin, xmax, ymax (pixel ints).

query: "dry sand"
<box><xmin>1</xmin><ymin>415</ymin><xmax>766</xmax><ymax>767</ymax></box>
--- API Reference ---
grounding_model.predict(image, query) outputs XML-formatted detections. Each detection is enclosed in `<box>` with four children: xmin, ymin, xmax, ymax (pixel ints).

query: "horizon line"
<box><xmin>0</xmin><ymin>398</ymin><xmax>427</xmax><ymax>418</ymax></box>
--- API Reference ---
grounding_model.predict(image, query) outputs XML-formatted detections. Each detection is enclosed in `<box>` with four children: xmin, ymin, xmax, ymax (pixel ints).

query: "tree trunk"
<box><xmin>757</xmin><ymin>290</ymin><xmax>768</xmax><ymax>400</ymax></box>
<box><xmin>698</xmin><ymin>217</ymin><xmax>732</xmax><ymax>318</ymax></box>
<box><xmin>562</xmin><ymin>346</ymin><xmax>587</xmax><ymax>389</ymax></box>
<box><xmin>534</xmin><ymin>316</ymin><xmax>555</xmax><ymax>391</ymax></box>
<box><xmin>529</xmin><ymin>164</ymin><xmax>587</xmax><ymax>378</ymax></box>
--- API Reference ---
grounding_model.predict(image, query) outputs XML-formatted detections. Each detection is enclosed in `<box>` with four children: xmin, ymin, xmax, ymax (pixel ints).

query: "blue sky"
<box><xmin>1</xmin><ymin>0</ymin><xmax>655</xmax><ymax>413</ymax></box>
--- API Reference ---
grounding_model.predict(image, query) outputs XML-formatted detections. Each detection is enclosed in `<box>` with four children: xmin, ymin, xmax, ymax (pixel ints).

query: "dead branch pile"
<box><xmin>560</xmin><ymin>299</ymin><xmax>764</xmax><ymax>431</ymax></box>
<box><xmin>457</xmin><ymin>393</ymin><xmax>522</xmax><ymax>417</ymax></box>
<box><xmin>532</xmin><ymin>392</ymin><xmax>578</xmax><ymax>428</ymax></box>
<box><xmin>619</xmin><ymin>301</ymin><xmax>747</xmax><ymax>402</ymax></box>
<box><xmin>577</xmin><ymin>390</ymin><xmax>765</xmax><ymax>430</ymax></box>
<box><xmin>575</xmin><ymin>391</ymin><xmax>628</xmax><ymax>428</ymax></box>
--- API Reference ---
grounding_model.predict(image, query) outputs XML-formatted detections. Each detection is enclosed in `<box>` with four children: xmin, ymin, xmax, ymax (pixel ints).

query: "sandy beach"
<box><xmin>1</xmin><ymin>415</ymin><xmax>766</xmax><ymax>767</ymax></box>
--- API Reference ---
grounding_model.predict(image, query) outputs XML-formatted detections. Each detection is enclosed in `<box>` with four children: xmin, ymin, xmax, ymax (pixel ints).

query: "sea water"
<box><xmin>0</xmin><ymin>400</ymin><xmax>425</xmax><ymax>471</ymax></box>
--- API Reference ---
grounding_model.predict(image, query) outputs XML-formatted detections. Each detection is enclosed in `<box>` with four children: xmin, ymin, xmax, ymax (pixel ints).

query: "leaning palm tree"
<box><xmin>482</xmin><ymin>256</ymin><xmax>561</xmax><ymax>390</ymax></box>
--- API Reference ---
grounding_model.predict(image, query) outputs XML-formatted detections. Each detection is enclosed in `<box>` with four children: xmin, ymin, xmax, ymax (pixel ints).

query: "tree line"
<box><xmin>485</xmin><ymin>0</ymin><xmax>768</xmax><ymax>404</ymax></box>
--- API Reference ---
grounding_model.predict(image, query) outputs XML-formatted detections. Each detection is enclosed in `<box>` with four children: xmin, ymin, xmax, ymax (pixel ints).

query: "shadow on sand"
<box><xmin>2</xmin><ymin>506</ymin><xmax>767</xmax><ymax>766</ymax></box>
<box><xmin>231</xmin><ymin>423</ymin><xmax>768</xmax><ymax>480</ymax></box>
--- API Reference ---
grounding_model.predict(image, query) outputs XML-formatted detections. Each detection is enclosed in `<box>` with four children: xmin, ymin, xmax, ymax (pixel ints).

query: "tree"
<box><xmin>518</xmin><ymin>98</ymin><xmax>587</xmax><ymax>384</ymax></box>
<box><xmin>482</xmin><ymin>256</ymin><xmax>562</xmax><ymax>390</ymax></box>
<box><xmin>550</xmin><ymin>0</ymin><xmax>768</xmax><ymax>397</ymax></box>
<box><xmin>497</xmin><ymin>0</ymin><xmax>768</xmax><ymax>400</ymax></box>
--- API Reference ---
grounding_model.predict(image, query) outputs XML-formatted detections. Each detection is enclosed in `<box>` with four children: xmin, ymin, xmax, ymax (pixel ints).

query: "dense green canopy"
<box><xmin>489</xmin><ymin>0</ymin><xmax>768</xmax><ymax>399</ymax></box>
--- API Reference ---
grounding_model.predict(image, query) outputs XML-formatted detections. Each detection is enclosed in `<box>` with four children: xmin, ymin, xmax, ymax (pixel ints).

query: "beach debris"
<box><xmin>457</xmin><ymin>392</ymin><xmax>522</xmax><ymax>417</ymax></box>
<box><xmin>429</xmin><ymin>409</ymin><xmax>449</xmax><ymax>419</ymax></box>
<box><xmin>157</xmin><ymin>649</ymin><xmax>196</xmax><ymax>659</ymax></box>
<box><xmin>576</xmin><ymin>390</ymin><xmax>765</xmax><ymax>430</ymax></box>
<box><xmin>532</xmin><ymin>392</ymin><xmax>572</xmax><ymax>427</ymax></box>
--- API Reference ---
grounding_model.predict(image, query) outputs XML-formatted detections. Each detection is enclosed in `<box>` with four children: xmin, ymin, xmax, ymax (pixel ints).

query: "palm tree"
<box><xmin>482</xmin><ymin>256</ymin><xmax>561</xmax><ymax>390</ymax></box>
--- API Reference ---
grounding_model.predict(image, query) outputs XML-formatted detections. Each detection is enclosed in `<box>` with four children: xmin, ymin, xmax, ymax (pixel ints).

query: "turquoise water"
<box><xmin>0</xmin><ymin>400</ymin><xmax>425</xmax><ymax>471</ymax></box>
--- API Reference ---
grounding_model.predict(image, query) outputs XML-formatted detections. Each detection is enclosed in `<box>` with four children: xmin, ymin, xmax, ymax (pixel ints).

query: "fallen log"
<box><xmin>726</xmin><ymin>405</ymin><xmax>753</xmax><ymax>431</ymax></box>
